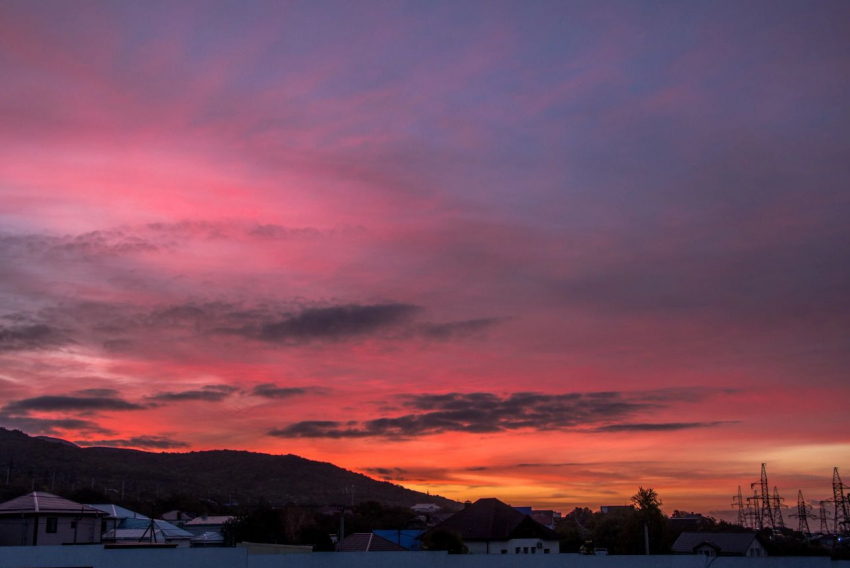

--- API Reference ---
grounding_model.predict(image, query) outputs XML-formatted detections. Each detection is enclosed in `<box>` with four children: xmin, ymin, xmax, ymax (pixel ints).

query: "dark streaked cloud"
<box><xmin>75</xmin><ymin>435</ymin><xmax>189</xmax><ymax>450</ymax></box>
<box><xmin>0</xmin><ymin>414</ymin><xmax>113</xmax><ymax>436</ymax></box>
<box><xmin>251</xmin><ymin>384</ymin><xmax>309</xmax><ymax>399</ymax></box>
<box><xmin>74</xmin><ymin>388</ymin><xmax>121</xmax><ymax>397</ymax></box>
<box><xmin>3</xmin><ymin>395</ymin><xmax>144</xmax><ymax>414</ymax></box>
<box><xmin>0</xmin><ymin>324</ymin><xmax>68</xmax><ymax>352</ymax></box>
<box><xmin>256</xmin><ymin>303</ymin><xmax>419</xmax><ymax>342</ymax></box>
<box><xmin>0</xmin><ymin>230</ymin><xmax>160</xmax><ymax>259</ymax></box>
<box><xmin>592</xmin><ymin>421</ymin><xmax>733</xmax><ymax>433</ymax></box>
<box><xmin>269</xmin><ymin>390</ymin><xmax>686</xmax><ymax>439</ymax></box>
<box><xmin>147</xmin><ymin>384</ymin><xmax>239</xmax><ymax>403</ymax></box>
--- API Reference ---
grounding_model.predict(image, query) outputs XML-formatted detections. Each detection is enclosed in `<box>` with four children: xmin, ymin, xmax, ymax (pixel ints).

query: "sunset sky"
<box><xmin>1</xmin><ymin>1</ymin><xmax>849</xmax><ymax>518</ymax></box>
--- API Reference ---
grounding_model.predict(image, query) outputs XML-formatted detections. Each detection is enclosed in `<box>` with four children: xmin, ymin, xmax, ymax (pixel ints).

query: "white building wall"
<box><xmin>465</xmin><ymin>538</ymin><xmax>558</xmax><ymax>554</ymax></box>
<box><xmin>0</xmin><ymin>515</ymin><xmax>101</xmax><ymax>546</ymax></box>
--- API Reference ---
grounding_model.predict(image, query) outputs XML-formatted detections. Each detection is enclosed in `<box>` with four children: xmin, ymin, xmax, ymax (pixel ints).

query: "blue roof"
<box><xmin>373</xmin><ymin>530</ymin><xmax>424</xmax><ymax>551</ymax></box>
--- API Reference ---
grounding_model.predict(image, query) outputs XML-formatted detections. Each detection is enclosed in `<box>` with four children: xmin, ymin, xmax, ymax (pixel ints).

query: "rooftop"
<box><xmin>421</xmin><ymin>498</ymin><xmax>560</xmax><ymax>542</ymax></box>
<box><xmin>672</xmin><ymin>532</ymin><xmax>761</xmax><ymax>555</ymax></box>
<box><xmin>337</xmin><ymin>533</ymin><xmax>407</xmax><ymax>552</ymax></box>
<box><xmin>0</xmin><ymin>492</ymin><xmax>105</xmax><ymax>516</ymax></box>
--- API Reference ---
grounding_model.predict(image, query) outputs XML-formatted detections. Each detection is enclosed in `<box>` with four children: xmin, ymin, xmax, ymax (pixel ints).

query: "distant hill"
<box><xmin>0</xmin><ymin>428</ymin><xmax>458</xmax><ymax>512</ymax></box>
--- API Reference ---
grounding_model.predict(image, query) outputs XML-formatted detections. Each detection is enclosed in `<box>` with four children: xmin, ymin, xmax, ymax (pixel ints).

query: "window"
<box><xmin>501</xmin><ymin>550</ymin><xmax>507</xmax><ymax>554</ymax></box>
<box><xmin>515</xmin><ymin>547</ymin><xmax>520</xmax><ymax>554</ymax></box>
<box><xmin>531</xmin><ymin>547</ymin><xmax>536</xmax><ymax>554</ymax></box>
<box><xmin>70</xmin><ymin>521</ymin><xmax>77</xmax><ymax>529</ymax></box>
<box><xmin>46</xmin><ymin>518</ymin><xmax>58</xmax><ymax>533</ymax></box>
<box><xmin>523</xmin><ymin>547</ymin><xmax>529</xmax><ymax>554</ymax></box>
<box><xmin>544</xmin><ymin>549</ymin><xmax>551</xmax><ymax>554</ymax></box>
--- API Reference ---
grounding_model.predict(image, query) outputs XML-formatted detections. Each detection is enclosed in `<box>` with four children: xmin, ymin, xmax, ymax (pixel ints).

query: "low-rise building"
<box><xmin>337</xmin><ymin>532</ymin><xmax>408</xmax><ymax>552</ymax></box>
<box><xmin>419</xmin><ymin>498</ymin><xmax>560</xmax><ymax>555</ymax></box>
<box><xmin>672</xmin><ymin>532</ymin><xmax>768</xmax><ymax>557</ymax></box>
<box><xmin>0</xmin><ymin>492</ymin><xmax>107</xmax><ymax>546</ymax></box>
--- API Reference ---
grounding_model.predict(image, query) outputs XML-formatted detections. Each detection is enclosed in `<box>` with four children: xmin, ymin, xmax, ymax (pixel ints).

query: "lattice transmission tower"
<box><xmin>749</xmin><ymin>463</ymin><xmax>776</xmax><ymax>530</ymax></box>
<box><xmin>833</xmin><ymin>467</ymin><xmax>849</xmax><ymax>535</ymax></box>
<box><xmin>789</xmin><ymin>490</ymin><xmax>813</xmax><ymax>534</ymax></box>
<box><xmin>733</xmin><ymin>485</ymin><xmax>747</xmax><ymax>528</ymax></box>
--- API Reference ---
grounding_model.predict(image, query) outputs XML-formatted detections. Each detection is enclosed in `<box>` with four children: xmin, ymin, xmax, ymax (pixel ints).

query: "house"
<box><xmin>672</xmin><ymin>532</ymin><xmax>768</xmax><ymax>557</ymax></box>
<box><xmin>419</xmin><ymin>498</ymin><xmax>560</xmax><ymax>555</ymax></box>
<box><xmin>337</xmin><ymin>532</ymin><xmax>408</xmax><ymax>552</ymax></box>
<box><xmin>0</xmin><ymin>492</ymin><xmax>107</xmax><ymax>546</ymax></box>
<box><xmin>411</xmin><ymin>503</ymin><xmax>441</xmax><ymax>514</ymax></box>
<box><xmin>183</xmin><ymin>514</ymin><xmax>233</xmax><ymax>546</ymax></box>
<box><xmin>161</xmin><ymin>509</ymin><xmax>195</xmax><ymax>528</ymax></box>
<box><xmin>184</xmin><ymin>514</ymin><xmax>234</xmax><ymax>536</ymax></box>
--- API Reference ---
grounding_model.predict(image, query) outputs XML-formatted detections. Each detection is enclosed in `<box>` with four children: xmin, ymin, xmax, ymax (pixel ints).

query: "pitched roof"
<box><xmin>672</xmin><ymin>532</ymin><xmax>762</xmax><ymax>555</ymax></box>
<box><xmin>88</xmin><ymin>504</ymin><xmax>149</xmax><ymax>520</ymax></box>
<box><xmin>421</xmin><ymin>498</ymin><xmax>560</xmax><ymax>542</ymax></box>
<box><xmin>0</xmin><ymin>492</ymin><xmax>105</xmax><ymax>516</ymax></box>
<box><xmin>185</xmin><ymin>515</ymin><xmax>234</xmax><ymax>526</ymax></box>
<box><xmin>161</xmin><ymin>510</ymin><xmax>195</xmax><ymax>522</ymax></box>
<box><xmin>337</xmin><ymin>532</ymin><xmax>408</xmax><ymax>552</ymax></box>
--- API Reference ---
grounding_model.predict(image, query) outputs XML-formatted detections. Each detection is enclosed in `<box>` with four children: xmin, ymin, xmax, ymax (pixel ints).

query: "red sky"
<box><xmin>1</xmin><ymin>0</ymin><xmax>849</xmax><ymax>519</ymax></box>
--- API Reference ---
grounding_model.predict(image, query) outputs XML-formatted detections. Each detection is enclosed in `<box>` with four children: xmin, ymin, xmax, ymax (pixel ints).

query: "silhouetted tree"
<box><xmin>421</xmin><ymin>528</ymin><xmax>468</xmax><ymax>554</ymax></box>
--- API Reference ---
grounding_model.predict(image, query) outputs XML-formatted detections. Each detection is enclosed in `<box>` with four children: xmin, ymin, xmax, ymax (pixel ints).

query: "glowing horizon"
<box><xmin>1</xmin><ymin>0</ymin><xmax>849</xmax><ymax>520</ymax></box>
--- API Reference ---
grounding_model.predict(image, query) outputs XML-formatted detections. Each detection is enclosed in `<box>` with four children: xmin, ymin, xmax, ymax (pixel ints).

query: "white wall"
<box><xmin>0</xmin><ymin>547</ymin><xmax>845</xmax><ymax>568</ymax></box>
<box><xmin>465</xmin><ymin>538</ymin><xmax>559</xmax><ymax>554</ymax></box>
<box><xmin>0</xmin><ymin>515</ymin><xmax>101</xmax><ymax>546</ymax></box>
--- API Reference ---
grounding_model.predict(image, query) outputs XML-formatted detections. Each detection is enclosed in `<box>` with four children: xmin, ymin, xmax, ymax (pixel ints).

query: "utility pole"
<box><xmin>644</xmin><ymin>523</ymin><xmax>650</xmax><ymax>555</ymax></box>
<box><xmin>122</xmin><ymin>480</ymin><xmax>125</xmax><ymax>501</ymax></box>
<box><xmin>833</xmin><ymin>468</ymin><xmax>849</xmax><ymax>534</ymax></box>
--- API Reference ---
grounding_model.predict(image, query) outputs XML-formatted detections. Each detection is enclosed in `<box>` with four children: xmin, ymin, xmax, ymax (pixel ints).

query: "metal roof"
<box><xmin>88</xmin><ymin>504</ymin><xmax>149</xmax><ymax>520</ymax></box>
<box><xmin>185</xmin><ymin>515</ymin><xmax>234</xmax><ymax>526</ymax></box>
<box><xmin>0</xmin><ymin>492</ymin><xmax>105</xmax><ymax>516</ymax></box>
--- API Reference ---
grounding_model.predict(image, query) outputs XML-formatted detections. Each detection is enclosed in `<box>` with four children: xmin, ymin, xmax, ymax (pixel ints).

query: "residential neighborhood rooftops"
<box><xmin>337</xmin><ymin>532</ymin><xmax>408</xmax><ymax>552</ymax></box>
<box><xmin>185</xmin><ymin>515</ymin><xmax>234</xmax><ymax>526</ymax></box>
<box><xmin>420</xmin><ymin>498</ymin><xmax>560</xmax><ymax>542</ymax></box>
<box><xmin>672</xmin><ymin>532</ymin><xmax>764</xmax><ymax>555</ymax></box>
<box><xmin>0</xmin><ymin>492</ymin><xmax>106</xmax><ymax>516</ymax></box>
<box><xmin>88</xmin><ymin>504</ymin><xmax>149</xmax><ymax>520</ymax></box>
